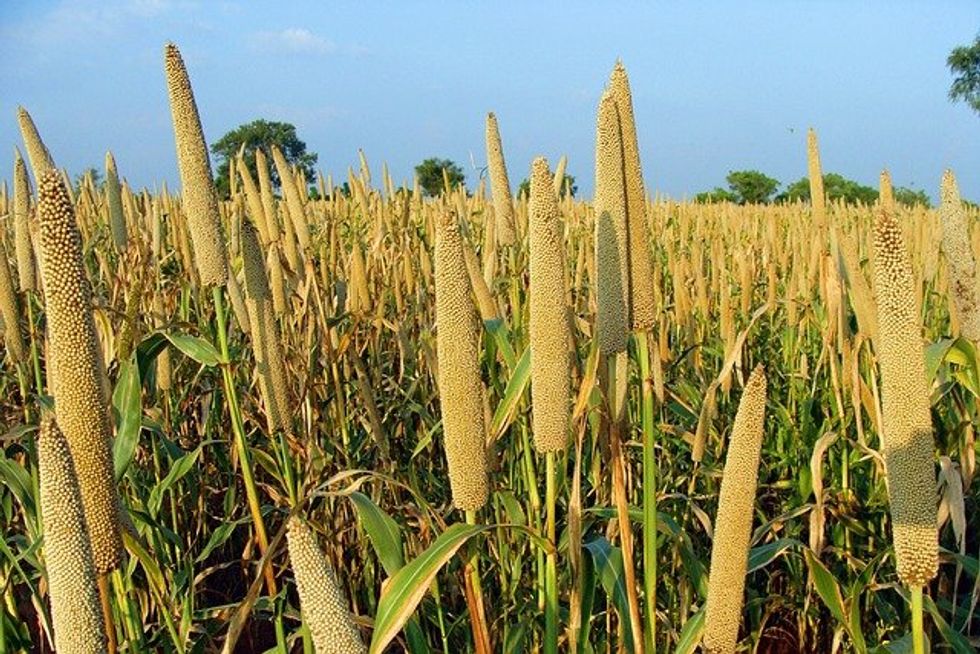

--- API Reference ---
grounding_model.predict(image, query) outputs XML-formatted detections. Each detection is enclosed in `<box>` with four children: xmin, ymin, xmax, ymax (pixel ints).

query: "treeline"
<box><xmin>694</xmin><ymin>169</ymin><xmax>933</xmax><ymax>207</ymax></box>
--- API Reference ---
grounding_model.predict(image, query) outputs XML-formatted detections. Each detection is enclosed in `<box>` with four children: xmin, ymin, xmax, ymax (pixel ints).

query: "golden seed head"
<box><xmin>105</xmin><ymin>151</ymin><xmax>129</xmax><ymax>251</ymax></box>
<box><xmin>37</xmin><ymin>169</ymin><xmax>122</xmax><ymax>573</ymax></box>
<box><xmin>609</xmin><ymin>61</ymin><xmax>656</xmax><ymax>332</ymax></box>
<box><xmin>37</xmin><ymin>416</ymin><xmax>109</xmax><ymax>654</ymax></box>
<box><xmin>939</xmin><ymin>169</ymin><xmax>980</xmax><ymax>341</ymax></box>
<box><xmin>879</xmin><ymin>169</ymin><xmax>894</xmax><ymax>211</ymax></box>
<box><xmin>271</xmin><ymin>144</ymin><xmax>311</xmax><ymax>250</ymax></box>
<box><xmin>703</xmin><ymin>365</ymin><xmax>767</xmax><ymax>654</ymax></box>
<box><xmin>241</xmin><ymin>220</ymin><xmax>271</xmax><ymax>301</ymax></box>
<box><xmin>594</xmin><ymin>90</ymin><xmax>630</xmax><ymax>356</ymax></box>
<box><xmin>0</xmin><ymin>240</ymin><xmax>26</xmax><ymax>363</ymax></box>
<box><xmin>238</xmin><ymin>152</ymin><xmax>271</xmax><ymax>244</ymax></box>
<box><xmin>268</xmin><ymin>243</ymin><xmax>288</xmax><ymax>316</ymax></box>
<box><xmin>434</xmin><ymin>210</ymin><xmax>489</xmax><ymax>510</ymax></box>
<box><xmin>807</xmin><ymin>127</ymin><xmax>825</xmax><ymax>222</ymax></box>
<box><xmin>13</xmin><ymin>149</ymin><xmax>36</xmax><ymax>291</ymax></box>
<box><xmin>242</xmin><ymin>221</ymin><xmax>290</xmax><ymax>432</ymax></box>
<box><xmin>486</xmin><ymin>112</ymin><xmax>517</xmax><ymax>246</ymax></box>
<box><xmin>528</xmin><ymin>157</ymin><xmax>571</xmax><ymax>453</ymax></box>
<box><xmin>286</xmin><ymin>517</ymin><xmax>366</xmax><ymax>654</ymax></box>
<box><xmin>163</xmin><ymin>42</ymin><xmax>228</xmax><ymax>286</ymax></box>
<box><xmin>226</xmin><ymin>270</ymin><xmax>251</xmax><ymax>336</ymax></box>
<box><xmin>871</xmin><ymin>210</ymin><xmax>938</xmax><ymax>588</ymax></box>
<box><xmin>16</xmin><ymin>106</ymin><xmax>56</xmax><ymax>184</ymax></box>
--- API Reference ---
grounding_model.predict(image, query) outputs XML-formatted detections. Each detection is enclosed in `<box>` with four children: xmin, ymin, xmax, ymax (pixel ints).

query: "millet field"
<box><xmin>0</xmin><ymin>42</ymin><xmax>978</xmax><ymax>654</ymax></box>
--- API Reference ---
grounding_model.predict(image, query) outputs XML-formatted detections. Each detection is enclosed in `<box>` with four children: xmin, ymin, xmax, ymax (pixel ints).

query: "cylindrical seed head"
<box><xmin>879</xmin><ymin>169</ymin><xmax>894</xmax><ymax>212</ymax></box>
<box><xmin>271</xmin><ymin>145</ymin><xmax>311</xmax><ymax>250</ymax></box>
<box><xmin>37</xmin><ymin>416</ymin><xmax>109</xmax><ymax>654</ymax></box>
<box><xmin>37</xmin><ymin>170</ymin><xmax>122</xmax><ymax>573</ymax></box>
<box><xmin>486</xmin><ymin>112</ymin><xmax>517</xmax><ymax>246</ymax></box>
<box><xmin>594</xmin><ymin>91</ymin><xmax>630</xmax><ymax>356</ymax></box>
<box><xmin>16</xmin><ymin>106</ymin><xmax>56</xmax><ymax>184</ymax></box>
<box><xmin>871</xmin><ymin>210</ymin><xmax>938</xmax><ymax>588</ymax></box>
<box><xmin>939</xmin><ymin>169</ymin><xmax>980</xmax><ymax>341</ymax></box>
<box><xmin>528</xmin><ymin>157</ymin><xmax>571</xmax><ymax>453</ymax></box>
<box><xmin>286</xmin><ymin>517</ymin><xmax>366</xmax><ymax>654</ymax></box>
<box><xmin>702</xmin><ymin>366</ymin><xmax>767</xmax><ymax>654</ymax></box>
<box><xmin>806</xmin><ymin>128</ymin><xmax>826</xmax><ymax>227</ymax></box>
<box><xmin>268</xmin><ymin>243</ymin><xmax>287</xmax><ymax>316</ymax></box>
<box><xmin>609</xmin><ymin>61</ymin><xmax>657</xmax><ymax>331</ymax></box>
<box><xmin>242</xmin><ymin>221</ymin><xmax>290</xmax><ymax>433</ymax></box>
<box><xmin>13</xmin><ymin>149</ymin><xmax>36</xmax><ymax>291</ymax></box>
<box><xmin>434</xmin><ymin>210</ymin><xmax>489</xmax><ymax>510</ymax></box>
<box><xmin>0</xmin><ymin>240</ymin><xmax>26</xmax><ymax>363</ymax></box>
<box><xmin>163</xmin><ymin>42</ymin><xmax>228</xmax><ymax>286</ymax></box>
<box><xmin>238</xmin><ymin>152</ymin><xmax>272</xmax><ymax>244</ymax></box>
<box><xmin>105</xmin><ymin>151</ymin><xmax>128</xmax><ymax>251</ymax></box>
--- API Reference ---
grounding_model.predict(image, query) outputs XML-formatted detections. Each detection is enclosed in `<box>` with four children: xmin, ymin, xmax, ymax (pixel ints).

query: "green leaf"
<box><xmin>583</xmin><ymin>538</ymin><xmax>634</xmax><ymax>653</ymax></box>
<box><xmin>674</xmin><ymin>608</ymin><xmax>705</xmax><ymax>654</ymax></box>
<box><xmin>165</xmin><ymin>332</ymin><xmax>222</xmax><ymax>366</ymax></box>
<box><xmin>922</xmin><ymin>593</ymin><xmax>973</xmax><ymax>653</ymax></box>
<box><xmin>747</xmin><ymin>538</ymin><xmax>800</xmax><ymax>574</ymax></box>
<box><xmin>490</xmin><ymin>346</ymin><xmax>531</xmax><ymax>442</ymax></box>
<box><xmin>148</xmin><ymin>444</ymin><xmax>204</xmax><ymax>515</ymax></box>
<box><xmin>135</xmin><ymin>332</ymin><xmax>169</xmax><ymax>378</ymax></box>
<box><xmin>369</xmin><ymin>523</ymin><xmax>486</xmax><ymax>654</ymax></box>
<box><xmin>112</xmin><ymin>355</ymin><xmax>142</xmax><ymax>480</ymax></box>
<box><xmin>484</xmin><ymin>318</ymin><xmax>517</xmax><ymax>371</ymax></box>
<box><xmin>0</xmin><ymin>454</ymin><xmax>35</xmax><ymax>521</ymax></box>
<box><xmin>349</xmin><ymin>491</ymin><xmax>405</xmax><ymax>575</ymax></box>
<box><xmin>924</xmin><ymin>338</ymin><xmax>955</xmax><ymax>385</ymax></box>
<box><xmin>804</xmin><ymin>548</ymin><xmax>847</xmax><ymax>624</ymax></box>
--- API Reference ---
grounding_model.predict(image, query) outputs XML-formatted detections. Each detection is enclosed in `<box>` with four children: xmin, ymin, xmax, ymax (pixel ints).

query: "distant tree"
<box><xmin>693</xmin><ymin>170</ymin><xmax>778</xmax><ymax>204</ymax></box>
<box><xmin>517</xmin><ymin>173</ymin><xmax>577</xmax><ymax>199</ymax></box>
<box><xmin>778</xmin><ymin>173</ymin><xmax>878</xmax><ymax>205</ymax></box>
<box><xmin>73</xmin><ymin>167</ymin><xmax>103</xmax><ymax>194</ymax></box>
<box><xmin>694</xmin><ymin>187</ymin><xmax>738</xmax><ymax>203</ymax></box>
<box><xmin>414</xmin><ymin>158</ymin><xmax>464</xmax><ymax>196</ymax></box>
<box><xmin>893</xmin><ymin>186</ymin><xmax>931</xmax><ymax>208</ymax></box>
<box><xmin>725</xmin><ymin>170</ymin><xmax>780</xmax><ymax>204</ymax></box>
<box><xmin>948</xmin><ymin>35</ymin><xmax>980</xmax><ymax>115</ymax></box>
<box><xmin>210</xmin><ymin>119</ymin><xmax>317</xmax><ymax>198</ymax></box>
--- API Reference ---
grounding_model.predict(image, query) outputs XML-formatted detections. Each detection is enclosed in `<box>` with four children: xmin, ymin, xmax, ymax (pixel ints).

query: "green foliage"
<box><xmin>778</xmin><ymin>173</ymin><xmax>878</xmax><ymax>205</ymax></box>
<box><xmin>948</xmin><ymin>35</ymin><xmax>980</xmax><ymax>115</ymax></box>
<box><xmin>694</xmin><ymin>170</ymin><xmax>778</xmax><ymax>204</ymax></box>
<box><xmin>414</xmin><ymin>157</ymin><xmax>465</xmax><ymax>196</ymax></box>
<box><xmin>517</xmin><ymin>174</ymin><xmax>577</xmax><ymax>199</ymax></box>
<box><xmin>210</xmin><ymin>119</ymin><xmax>318</xmax><ymax>198</ymax></box>
<box><xmin>725</xmin><ymin>170</ymin><xmax>780</xmax><ymax>204</ymax></box>
<box><xmin>694</xmin><ymin>187</ymin><xmax>738</xmax><ymax>203</ymax></box>
<box><xmin>893</xmin><ymin>186</ymin><xmax>931</xmax><ymax>208</ymax></box>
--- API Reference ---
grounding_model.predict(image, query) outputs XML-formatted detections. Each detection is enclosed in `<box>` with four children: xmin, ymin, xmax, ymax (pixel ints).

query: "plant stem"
<box><xmin>463</xmin><ymin>509</ymin><xmax>492</xmax><ymax>654</ymax></box>
<box><xmin>637</xmin><ymin>332</ymin><xmax>657</xmax><ymax>654</ymax></box>
<box><xmin>911</xmin><ymin>585</ymin><xmax>924</xmax><ymax>654</ymax></box>
<box><xmin>545</xmin><ymin>450</ymin><xmax>558</xmax><ymax>654</ymax></box>
<box><xmin>211</xmin><ymin>285</ymin><xmax>276</xmax><ymax>595</ymax></box>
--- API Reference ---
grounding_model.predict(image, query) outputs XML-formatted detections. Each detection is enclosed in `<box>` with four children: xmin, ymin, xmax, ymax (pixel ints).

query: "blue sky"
<box><xmin>1</xmin><ymin>1</ymin><xmax>978</xmax><ymax>201</ymax></box>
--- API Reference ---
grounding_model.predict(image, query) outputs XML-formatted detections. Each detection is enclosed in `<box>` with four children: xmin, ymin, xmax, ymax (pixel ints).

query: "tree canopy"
<box><xmin>948</xmin><ymin>35</ymin><xmax>980</xmax><ymax>115</ymax></box>
<box><xmin>696</xmin><ymin>169</ymin><xmax>932</xmax><ymax>207</ymax></box>
<box><xmin>694</xmin><ymin>170</ymin><xmax>778</xmax><ymax>204</ymax></box>
<box><xmin>210</xmin><ymin>119</ymin><xmax>317</xmax><ymax>198</ymax></box>
<box><xmin>414</xmin><ymin>157</ymin><xmax>465</xmax><ymax>196</ymax></box>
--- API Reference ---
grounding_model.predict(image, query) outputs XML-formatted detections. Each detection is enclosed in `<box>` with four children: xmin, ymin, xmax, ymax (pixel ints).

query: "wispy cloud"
<box><xmin>251</xmin><ymin>28</ymin><xmax>337</xmax><ymax>55</ymax></box>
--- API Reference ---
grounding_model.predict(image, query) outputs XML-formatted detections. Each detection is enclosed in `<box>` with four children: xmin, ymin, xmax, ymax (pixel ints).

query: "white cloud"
<box><xmin>252</xmin><ymin>28</ymin><xmax>337</xmax><ymax>55</ymax></box>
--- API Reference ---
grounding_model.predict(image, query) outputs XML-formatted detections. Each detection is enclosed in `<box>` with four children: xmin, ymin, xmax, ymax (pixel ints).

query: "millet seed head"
<box><xmin>163</xmin><ymin>42</ymin><xmax>228</xmax><ymax>286</ymax></box>
<box><xmin>0</xmin><ymin>239</ymin><xmax>26</xmax><ymax>363</ymax></box>
<box><xmin>286</xmin><ymin>516</ymin><xmax>366</xmax><ymax>654</ymax></box>
<box><xmin>871</xmin><ymin>210</ymin><xmax>938</xmax><ymax>588</ymax></box>
<box><xmin>38</xmin><ymin>415</ymin><xmax>109</xmax><ymax>654</ymax></box>
<box><xmin>486</xmin><ymin>112</ymin><xmax>517</xmax><ymax>246</ymax></box>
<box><xmin>16</xmin><ymin>106</ymin><xmax>56</xmax><ymax>184</ymax></box>
<box><xmin>528</xmin><ymin>157</ymin><xmax>571</xmax><ymax>453</ymax></box>
<box><xmin>594</xmin><ymin>90</ymin><xmax>630</xmax><ymax>356</ymax></box>
<box><xmin>37</xmin><ymin>169</ymin><xmax>122</xmax><ymax>573</ymax></box>
<box><xmin>939</xmin><ymin>169</ymin><xmax>980</xmax><ymax>341</ymax></box>
<box><xmin>13</xmin><ymin>148</ymin><xmax>36</xmax><ymax>292</ymax></box>
<box><xmin>434</xmin><ymin>209</ymin><xmax>489</xmax><ymax>510</ymax></box>
<box><xmin>105</xmin><ymin>151</ymin><xmax>129</xmax><ymax>251</ymax></box>
<box><xmin>702</xmin><ymin>365</ymin><xmax>767</xmax><ymax>654</ymax></box>
<box><xmin>609</xmin><ymin>61</ymin><xmax>657</xmax><ymax>332</ymax></box>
